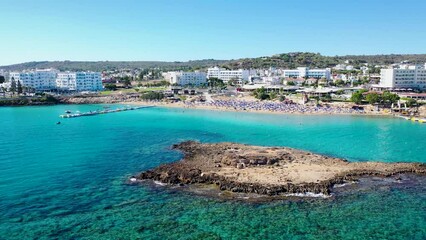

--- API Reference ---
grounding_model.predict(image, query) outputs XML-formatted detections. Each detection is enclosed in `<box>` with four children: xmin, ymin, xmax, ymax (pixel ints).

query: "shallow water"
<box><xmin>0</xmin><ymin>105</ymin><xmax>425</xmax><ymax>239</ymax></box>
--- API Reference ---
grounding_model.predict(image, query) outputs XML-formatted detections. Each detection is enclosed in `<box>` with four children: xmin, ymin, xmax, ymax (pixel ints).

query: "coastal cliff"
<box><xmin>137</xmin><ymin>141</ymin><xmax>426</xmax><ymax>196</ymax></box>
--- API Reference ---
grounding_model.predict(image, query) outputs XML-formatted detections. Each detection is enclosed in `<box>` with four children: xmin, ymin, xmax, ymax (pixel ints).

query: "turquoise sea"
<box><xmin>0</xmin><ymin>105</ymin><xmax>425</xmax><ymax>239</ymax></box>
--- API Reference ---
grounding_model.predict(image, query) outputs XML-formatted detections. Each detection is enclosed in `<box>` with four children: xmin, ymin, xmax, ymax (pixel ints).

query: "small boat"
<box><xmin>65</xmin><ymin>110</ymin><xmax>72</xmax><ymax>114</ymax></box>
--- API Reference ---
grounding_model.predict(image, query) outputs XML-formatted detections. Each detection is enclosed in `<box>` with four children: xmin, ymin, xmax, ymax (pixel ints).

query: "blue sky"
<box><xmin>1</xmin><ymin>0</ymin><xmax>425</xmax><ymax>65</ymax></box>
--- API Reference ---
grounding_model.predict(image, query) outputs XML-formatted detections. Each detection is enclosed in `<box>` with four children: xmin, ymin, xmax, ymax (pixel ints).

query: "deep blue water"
<box><xmin>0</xmin><ymin>105</ymin><xmax>425</xmax><ymax>239</ymax></box>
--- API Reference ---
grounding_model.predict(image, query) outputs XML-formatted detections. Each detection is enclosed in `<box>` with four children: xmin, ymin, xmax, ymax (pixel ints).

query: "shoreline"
<box><xmin>122</xmin><ymin>100</ymin><xmax>392</xmax><ymax>117</ymax></box>
<box><xmin>0</xmin><ymin>95</ymin><xmax>405</xmax><ymax>117</ymax></box>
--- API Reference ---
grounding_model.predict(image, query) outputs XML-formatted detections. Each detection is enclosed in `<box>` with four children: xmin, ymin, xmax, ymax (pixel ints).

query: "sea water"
<box><xmin>0</xmin><ymin>105</ymin><xmax>425</xmax><ymax>239</ymax></box>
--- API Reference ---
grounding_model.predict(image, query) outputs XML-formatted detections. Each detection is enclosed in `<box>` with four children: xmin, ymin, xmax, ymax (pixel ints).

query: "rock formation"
<box><xmin>137</xmin><ymin>141</ymin><xmax>426</xmax><ymax>196</ymax></box>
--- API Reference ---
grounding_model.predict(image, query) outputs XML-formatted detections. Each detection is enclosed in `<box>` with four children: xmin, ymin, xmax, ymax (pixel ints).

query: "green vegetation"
<box><xmin>351</xmin><ymin>90</ymin><xmax>400</xmax><ymax>105</ymax></box>
<box><xmin>0</xmin><ymin>76</ymin><xmax>5</xmax><ymax>84</ymax></box>
<box><xmin>17</xmin><ymin>81</ymin><xmax>23</xmax><ymax>94</ymax></box>
<box><xmin>121</xmin><ymin>76</ymin><xmax>132</xmax><ymax>88</ymax></box>
<box><xmin>10</xmin><ymin>78</ymin><xmax>16</xmax><ymax>95</ymax></box>
<box><xmin>0</xmin><ymin>59</ymin><xmax>228</xmax><ymax>72</ymax></box>
<box><xmin>223</xmin><ymin>53</ymin><xmax>426</xmax><ymax>70</ymax></box>
<box><xmin>350</xmin><ymin>90</ymin><xmax>368</xmax><ymax>104</ymax></box>
<box><xmin>334</xmin><ymin>80</ymin><xmax>346</xmax><ymax>87</ymax></box>
<box><xmin>104</xmin><ymin>84</ymin><xmax>117</xmax><ymax>91</ymax></box>
<box><xmin>252</xmin><ymin>87</ymin><xmax>283</xmax><ymax>101</ymax></box>
<box><xmin>140</xmin><ymin>91</ymin><xmax>164</xmax><ymax>100</ymax></box>
<box><xmin>3</xmin><ymin>53</ymin><xmax>426</xmax><ymax>72</ymax></box>
<box><xmin>138</xmin><ymin>80</ymin><xmax>170</xmax><ymax>88</ymax></box>
<box><xmin>0</xmin><ymin>94</ymin><xmax>59</xmax><ymax>106</ymax></box>
<box><xmin>366</xmin><ymin>93</ymin><xmax>381</xmax><ymax>104</ymax></box>
<box><xmin>207</xmin><ymin>78</ymin><xmax>226</xmax><ymax>89</ymax></box>
<box><xmin>403</xmin><ymin>98</ymin><xmax>418</xmax><ymax>107</ymax></box>
<box><xmin>320</xmin><ymin>95</ymin><xmax>332</xmax><ymax>102</ymax></box>
<box><xmin>382</xmin><ymin>91</ymin><xmax>400</xmax><ymax>104</ymax></box>
<box><xmin>252</xmin><ymin>87</ymin><xmax>269</xmax><ymax>100</ymax></box>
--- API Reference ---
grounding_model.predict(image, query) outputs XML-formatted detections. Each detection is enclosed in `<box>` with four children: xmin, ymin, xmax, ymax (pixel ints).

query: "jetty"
<box><xmin>59</xmin><ymin>106</ymin><xmax>153</xmax><ymax>118</ymax></box>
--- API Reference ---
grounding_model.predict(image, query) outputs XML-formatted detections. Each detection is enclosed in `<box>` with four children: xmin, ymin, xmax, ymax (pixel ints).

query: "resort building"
<box><xmin>374</xmin><ymin>64</ymin><xmax>426</xmax><ymax>90</ymax></box>
<box><xmin>283</xmin><ymin>67</ymin><xmax>331</xmax><ymax>80</ymax></box>
<box><xmin>9</xmin><ymin>69</ymin><xmax>58</xmax><ymax>90</ymax></box>
<box><xmin>207</xmin><ymin>67</ymin><xmax>250</xmax><ymax>83</ymax></box>
<box><xmin>165</xmin><ymin>71</ymin><xmax>207</xmax><ymax>86</ymax></box>
<box><xmin>56</xmin><ymin>72</ymin><xmax>103</xmax><ymax>91</ymax></box>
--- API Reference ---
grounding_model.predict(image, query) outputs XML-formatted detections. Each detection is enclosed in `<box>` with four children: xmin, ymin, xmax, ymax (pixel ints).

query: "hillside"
<box><xmin>224</xmin><ymin>53</ymin><xmax>426</xmax><ymax>69</ymax></box>
<box><xmin>0</xmin><ymin>59</ymin><xmax>227</xmax><ymax>72</ymax></box>
<box><xmin>2</xmin><ymin>53</ymin><xmax>426</xmax><ymax>72</ymax></box>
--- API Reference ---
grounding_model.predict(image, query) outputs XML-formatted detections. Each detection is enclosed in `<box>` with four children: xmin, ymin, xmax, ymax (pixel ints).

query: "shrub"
<box><xmin>140</xmin><ymin>91</ymin><xmax>164</xmax><ymax>100</ymax></box>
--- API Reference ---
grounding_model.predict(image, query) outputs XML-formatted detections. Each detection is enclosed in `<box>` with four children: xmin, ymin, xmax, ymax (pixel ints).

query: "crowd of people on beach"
<box><xmin>184</xmin><ymin>99</ymin><xmax>365</xmax><ymax>114</ymax></box>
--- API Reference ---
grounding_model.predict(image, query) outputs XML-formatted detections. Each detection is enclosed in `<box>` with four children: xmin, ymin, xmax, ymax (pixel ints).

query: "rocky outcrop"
<box><xmin>57</xmin><ymin>93</ymin><xmax>141</xmax><ymax>104</ymax></box>
<box><xmin>137</xmin><ymin>141</ymin><xmax>426</xmax><ymax>196</ymax></box>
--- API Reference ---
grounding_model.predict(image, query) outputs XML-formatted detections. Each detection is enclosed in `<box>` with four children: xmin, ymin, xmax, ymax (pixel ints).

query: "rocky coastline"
<box><xmin>136</xmin><ymin>141</ymin><xmax>426</xmax><ymax>196</ymax></box>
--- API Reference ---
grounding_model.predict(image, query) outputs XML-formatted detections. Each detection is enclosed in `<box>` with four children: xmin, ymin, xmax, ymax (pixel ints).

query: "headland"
<box><xmin>136</xmin><ymin>141</ymin><xmax>426</xmax><ymax>196</ymax></box>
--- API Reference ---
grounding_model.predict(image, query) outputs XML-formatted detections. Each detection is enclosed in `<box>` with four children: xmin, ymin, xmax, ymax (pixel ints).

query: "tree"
<box><xmin>286</xmin><ymin>81</ymin><xmax>296</xmax><ymax>86</ymax></box>
<box><xmin>253</xmin><ymin>87</ymin><xmax>269</xmax><ymax>100</ymax></box>
<box><xmin>140</xmin><ymin>91</ymin><xmax>164</xmax><ymax>100</ymax></box>
<box><xmin>350</xmin><ymin>90</ymin><xmax>367</xmax><ymax>104</ymax></box>
<box><xmin>405</xmin><ymin>98</ymin><xmax>417</xmax><ymax>107</ymax></box>
<box><xmin>320</xmin><ymin>94</ymin><xmax>332</xmax><ymax>102</ymax></box>
<box><xmin>365</xmin><ymin>93</ymin><xmax>381</xmax><ymax>104</ymax></box>
<box><xmin>207</xmin><ymin>77</ymin><xmax>225</xmax><ymax>89</ymax></box>
<box><xmin>104</xmin><ymin>84</ymin><xmax>117</xmax><ymax>91</ymax></box>
<box><xmin>382</xmin><ymin>91</ymin><xmax>400</xmax><ymax>105</ymax></box>
<box><xmin>269</xmin><ymin>91</ymin><xmax>277</xmax><ymax>100</ymax></box>
<box><xmin>10</xmin><ymin>77</ymin><xmax>16</xmax><ymax>95</ymax></box>
<box><xmin>0</xmin><ymin>76</ymin><xmax>5</xmax><ymax>84</ymax></box>
<box><xmin>334</xmin><ymin>79</ymin><xmax>345</xmax><ymax>87</ymax></box>
<box><xmin>122</xmin><ymin>76</ymin><xmax>132</xmax><ymax>88</ymax></box>
<box><xmin>17</xmin><ymin>81</ymin><xmax>23</xmax><ymax>95</ymax></box>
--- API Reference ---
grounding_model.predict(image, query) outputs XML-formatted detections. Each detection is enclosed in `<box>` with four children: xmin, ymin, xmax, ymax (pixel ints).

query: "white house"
<box><xmin>283</xmin><ymin>67</ymin><xmax>331</xmax><ymax>80</ymax></box>
<box><xmin>207</xmin><ymin>67</ymin><xmax>250</xmax><ymax>83</ymax></box>
<box><xmin>165</xmin><ymin>71</ymin><xmax>207</xmax><ymax>86</ymax></box>
<box><xmin>262</xmin><ymin>76</ymin><xmax>282</xmax><ymax>85</ymax></box>
<box><xmin>373</xmin><ymin>63</ymin><xmax>426</xmax><ymax>90</ymax></box>
<box><xmin>56</xmin><ymin>72</ymin><xmax>103</xmax><ymax>91</ymax></box>
<box><xmin>9</xmin><ymin>69</ymin><xmax>57</xmax><ymax>90</ymax></box>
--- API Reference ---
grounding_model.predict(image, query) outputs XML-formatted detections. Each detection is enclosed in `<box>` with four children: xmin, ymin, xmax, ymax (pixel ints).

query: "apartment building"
<box><xmin>283</xmin><ymin>67</ymin><xmax>331</xmax><ymax>80</ymax></box>
<box><xmin>56</xmin><ymin>72</ymin><xmax>103</xmax><ymax>91</ymax></box>
<box><xmin>376</xmin><ymin>64</ymin><xmax>426</xmax><ymax>90</ymax></box>
<box><xmin>9</xmin><ymin>69</ymin><xmax>57</xmax><ymax>90</ymax></box>
<box><xmin>207</xmin><ymin>67</ymin><xmax>250</xmax><ymax>82</ymax></box>
<box><xmin>165</xmin><ymin>71</ymin><xmax>207</xmax><ymax>86</ymax></box>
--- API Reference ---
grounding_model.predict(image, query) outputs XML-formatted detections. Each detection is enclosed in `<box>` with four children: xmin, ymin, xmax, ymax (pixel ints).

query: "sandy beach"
<box><xmin>123</xmin><ymin>100</ymin><xmax>390</xmax><ymax>116</ymax></box>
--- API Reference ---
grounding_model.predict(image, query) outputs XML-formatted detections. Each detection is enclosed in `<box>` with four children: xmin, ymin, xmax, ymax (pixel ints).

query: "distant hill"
<box><xmin>1</xmin><ymin>53</ymin><xmax>426</xmax><ymax>72</ymax></box>
<box><xmin>0</xmin><ymin>59</ymin><xmax>228</xmax><ymax>72</ymax></box>
<box><xmin>224</xmin><ymin>53</ymin><xmax>426</xmax><ymax>69</ymax></box>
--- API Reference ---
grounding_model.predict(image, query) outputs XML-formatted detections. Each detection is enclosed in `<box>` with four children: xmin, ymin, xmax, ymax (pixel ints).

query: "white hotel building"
<box><xmin>375</xmin><ymin>64</ymin><xmax>426</xmax><ymax>90</ymax></box>
<box><xmin>283</xmin><ymin>67</ymin><xmax>331</xmax><ymax>80</ymax></box>
<box><xmin>207</xmin><ymin>67</ymin><xmax>250</xmax><ymax>83</ymax></box>
<box><xmin>9</xmin><ymin>69</ymin><xmax>58</xmax><ymax>90</ymax></box>
<box><xmin>164</xmin><ymin>71</ymin><xmax>207</xmax><ymax>86</ymax></box>
<box><xmin>56</xmin><ymin>72</ymin><xmax>103</xmax><ymax>91</ymax></box>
